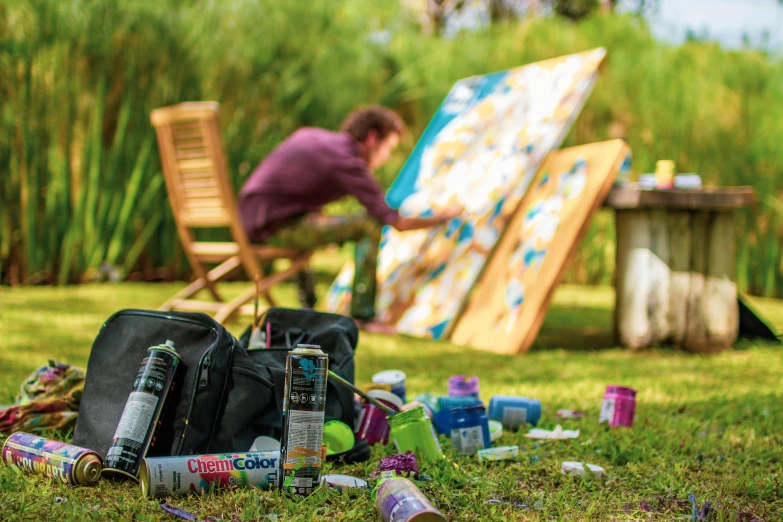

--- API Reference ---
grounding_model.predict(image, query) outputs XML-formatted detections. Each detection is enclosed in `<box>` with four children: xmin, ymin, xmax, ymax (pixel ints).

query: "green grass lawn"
<box><xmin>1</xmin><ymin>267</ymin><xmax>782</xmax><ymax>521</ymax></box>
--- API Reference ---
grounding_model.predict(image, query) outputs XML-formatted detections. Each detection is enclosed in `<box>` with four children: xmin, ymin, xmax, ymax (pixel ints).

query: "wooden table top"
<box><xmin>604</xmin><ymin>185</ymin><xmax>756</xmax><ymax>210</ymax></box>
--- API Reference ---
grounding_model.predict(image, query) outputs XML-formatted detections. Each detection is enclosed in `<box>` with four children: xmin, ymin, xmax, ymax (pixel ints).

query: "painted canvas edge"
<box><xmin>449</xmin><ymin>139</ymin><xmax>629</xmax><ymax>355</ymax></box>
<box><xmin>515</xmin><ymin>142</ymin><xmax>629</xmax><ymax>355</ymax></box>
<box><xmin>438</xmin><ymin>61</ymin><xmax>604</xmax><ymax>340</ymax></box>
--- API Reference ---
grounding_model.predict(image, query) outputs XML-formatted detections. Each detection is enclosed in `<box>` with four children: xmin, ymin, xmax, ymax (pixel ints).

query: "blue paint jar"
<box><xmin>437</xmin><ymin>395</ymin><xmax>481</xmax><ymax>411</ymax></box>
<box><xmin>447</xmin><ymin>405</ymin><xmax>490</xmax><ymax>454</ymax></box>
<box><xmin>488</xmin><ymin>396</ymin><xmax>541</xmax><ymax>429</ymax></box>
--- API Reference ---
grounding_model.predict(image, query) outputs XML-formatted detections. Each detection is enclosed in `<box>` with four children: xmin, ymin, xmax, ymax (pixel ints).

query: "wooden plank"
<box><xmin>615</xmin><ymin>210</ymin><xmax>653</xmax><ymax>349</ymax></box>
<box><xmin>647</xmin><ymin>209</ymin><xmax>671</xmax><ymax>345</ymax></box>
<box><xmin>683</xmin><ymin>212</ymin><xmax>710</xmax><ymax>350</ymax></box>
<box><xmin>450</xmin><ymin>140</ymin><xmax>629</xmax><ymax>354</ymax></box>
<box><xmin>177</xmin><ymin>158</ymin><xmax>214</xmax><ymax>171</ymax></box>
<box><xmin>667</xmin><ymin>211</ymin><xmax>692</xmax><ymax>346</ymax></box>
<box><xmin>605</xmin><ymin>186</ymin><xmax>755</xmax><ymax>210</ymax></box>
<box><xmin>697</xmin><ymin>212</ymin><xmax>739</xmax><ymax>352</ymax></box>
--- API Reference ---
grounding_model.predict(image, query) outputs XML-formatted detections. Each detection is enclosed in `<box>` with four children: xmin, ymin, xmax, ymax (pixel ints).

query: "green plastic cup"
<box><xmin>323</xmin><ymin>420</ymin><xmax>355</xmax><ymax>456</ymax></box>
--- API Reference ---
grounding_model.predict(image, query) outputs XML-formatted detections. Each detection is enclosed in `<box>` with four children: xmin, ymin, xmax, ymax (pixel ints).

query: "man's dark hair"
<box><xmin>340</xmin><ymin>105</ymin><xmax>406</xmax><ymax>143</ymax></box>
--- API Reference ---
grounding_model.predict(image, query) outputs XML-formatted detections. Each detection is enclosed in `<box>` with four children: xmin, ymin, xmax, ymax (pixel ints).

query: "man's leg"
<box><xmin>267</xmin><ymin>212</ymin><xmax>382</xmax><ymax>318</ymax></box>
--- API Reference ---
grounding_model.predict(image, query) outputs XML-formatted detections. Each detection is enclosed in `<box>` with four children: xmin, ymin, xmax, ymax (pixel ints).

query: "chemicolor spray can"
<box><xmin>139</xmin><ymin>451</ymin><xmax>279</xmax><ymax>498</ymax></box>
<box><xmin>279</xmin><ymin>344</ymin><xmax>328</xmax><ymax>496</ymax></box>
<box><xmin>2</xmin><ymin>432</ymin><xmax>102</xmax><ymax>486</ymax></box>
<box><xmin>103</xmin><ymin>340</ymin><xmax>180</xmax><ymax>481</ymax></box>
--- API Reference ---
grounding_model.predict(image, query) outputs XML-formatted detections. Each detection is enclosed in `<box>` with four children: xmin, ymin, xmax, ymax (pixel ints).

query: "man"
<box><xmin>239</xmin><ymin>105</ymin><xmax>461</xmax><ymax>330</ymax></box>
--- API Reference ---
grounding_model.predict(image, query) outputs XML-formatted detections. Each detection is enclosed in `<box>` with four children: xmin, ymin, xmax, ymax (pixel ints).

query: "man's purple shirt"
<box><xmin>239</xmin><ymin>128</ymin><xmax>399</xmax><ymax>242</ymax></box>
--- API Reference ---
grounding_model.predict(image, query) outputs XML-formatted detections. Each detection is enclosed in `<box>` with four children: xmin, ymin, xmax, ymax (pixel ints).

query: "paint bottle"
<box><xmin>488</xmin><ymin>396</ymin><xmax>541</xmax><ymax>429</ymax></box>
<box><xmin>139</xmin><ymin>451</ymin><xmax>279</xmax><ymax>498</ymax></box>
<box><xmin>599</xmin><ymin>385</ymin><xmax>636</xmax><ymax>427</ymax></box>
<box><xmin>433</xmin><ymin>396</ymin><xmax>482</xmax><ymax>435</ymax></box>
<box><xmin>104</xmin><ymin>340</ymin><xmax>180</xmax><ymax>481</ymax></box>
<box><xmin>355</xmin><ymin>390</ymin><xmax>403</xmax><ymax>446</ymax></box>
<box><xmin>279</xmin><ymin>345</ymin><xmax>329</xmax><ymax>496</ymax></box>
<box><xmin>447</xmin><ymin>375</ymin><xmax>480</xmax><ymax>399</ymax></box>
<box><xmin>374</xmin><ymin>476</ymin><xmax>447</xmax><ymax>522</ymax></box>
<box><xmin>388</xmin><ymin>406</ymin><xmax>442</xmax><ymax>461</ymax></box>
<box><xmin>436</xmin><ymin>395</ymin><xmax>481</xmax><ymax>411</ymax></box>
<box><xmin>444</xmin><ymin>405</ymin><xmax>490</xmax><ymax>454</ymax></box>
<box><xmin>372</xmin><ymin>370</ymin><xmax>407</xmax><ymax>404</ymax></box>
<box><xmin>406</xmin><ymin>393</ymin><xmax>439</xmax><ymax>420</ymax></box>
<box><xmin>2</xmin><ymin>432</ymin><xmax>102</xmax><ymax>486</ymax></box>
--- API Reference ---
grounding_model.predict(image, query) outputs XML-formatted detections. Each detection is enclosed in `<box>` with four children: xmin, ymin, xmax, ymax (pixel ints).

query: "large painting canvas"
<box><xmin>323</xmin><ymin>49</ymin><xmax>607</xmax><ymax>339</ymax></box>
<box><xmin>450</xmin><ymin>140</ymin><xmax>630</xmax><ymax>354</ymax></box>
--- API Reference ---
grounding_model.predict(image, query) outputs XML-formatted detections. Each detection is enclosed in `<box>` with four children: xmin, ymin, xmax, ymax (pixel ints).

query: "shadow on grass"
<box><xmin>531</xmin><ymin>303</ymin><xmax>615</xmax><ymax>352</ymax></box>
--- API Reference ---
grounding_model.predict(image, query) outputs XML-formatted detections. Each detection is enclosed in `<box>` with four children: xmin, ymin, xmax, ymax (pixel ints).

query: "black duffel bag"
<box><xmin>73</xmin><ymin>307</ymin><xmax>359</xmax><ymax>457</ymax></box>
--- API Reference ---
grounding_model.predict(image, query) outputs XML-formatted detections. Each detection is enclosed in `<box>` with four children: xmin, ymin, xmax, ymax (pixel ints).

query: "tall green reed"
<box><xmin>1</xmin><ymin>2</ymin><xmax>782</xmax><ymax>296</ymax></box>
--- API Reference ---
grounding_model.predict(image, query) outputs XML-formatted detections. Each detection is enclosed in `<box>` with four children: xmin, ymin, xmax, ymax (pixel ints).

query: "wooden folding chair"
<box><xmin>150</xmin><ymin>101</ymin><xmax>312</xmax><ymax>324</ymax></box>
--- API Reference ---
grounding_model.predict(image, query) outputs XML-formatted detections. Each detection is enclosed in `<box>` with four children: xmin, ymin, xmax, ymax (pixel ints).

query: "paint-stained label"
<box><xmin>599</xmin><ymin>398</ymin><xmax>615</xmax><ymax>423</ymax></box>
<box><xmin>502</xmin><ymin>406</ymin><xmax>527</xmax><ymax>428</ymax></box>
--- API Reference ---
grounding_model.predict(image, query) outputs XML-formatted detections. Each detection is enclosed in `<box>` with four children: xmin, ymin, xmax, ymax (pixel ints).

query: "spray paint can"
<box><xmin>279</xmin><ymin>344</ymin><xmax>328</xmax><ymax>496</ymax></box>
<box><xmin>2</xmin><ymin>432</ymin><xmax>102</xmax><ymax>486</ymax></box>
<box><xmin>139</xmin><ymin>451</ymin><xmax>279</xmax><ymax>498</ymax></box>
<box><xmin>374</xmin><ymin>476</ymin><xmax>447</xmax><ymax>522</ymax></box>
<box><xmin>599</xmin><ymin>385</ymin><xmax>636</xmax><ymax>427</ymax></box>
<box><xmin>103</xmin><ymin>340</ymin><xmax>180</xmax><ymax>481</ymax></box>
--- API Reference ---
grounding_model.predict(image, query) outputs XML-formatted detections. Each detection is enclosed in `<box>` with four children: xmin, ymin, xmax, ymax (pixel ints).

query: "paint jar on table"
<box><xmin>372</xmin><ymin>370</ymin><xmax>407</xmax><ymax>404</ymax></box>
<box><xmin>389</xmin><ymin>406</ymin><xmax>442</xmax><ymax>460</ymax></box>
<box><xmin>599</xmin><ymin>385</ymin><xmax>636</xmax><ymax>427</ymax></box>
<box><xmin>447</xmin><ymin>375</ymin><xmax>480</xmax><ymax>399</ymax></box>
<box><xmin>355</xmin><ymin>390</ymin><xmax>403</xmax><ymax>446</ymax></box>
<box><xmin>488</xmin><ymin>395</ymin><xmax>541</xmax><ymax>429</ymax></box>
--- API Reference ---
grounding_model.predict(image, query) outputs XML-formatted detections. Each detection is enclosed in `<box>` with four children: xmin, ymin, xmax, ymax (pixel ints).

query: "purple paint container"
<box><xmin>599</xmin><ymin>385</ymin><xmax>636</xmax><ymax>427</ymax></box>
<box><xmin>374</xmin><ymin>476</ymin><xmax>447</xmax><ymax>522</ymax></box>
<box><xmin>447</xmin><ymin>375</ymin><xmax>480</xmax><ymax>399</ymax></box>
<box><xmin>355</xmin><ymin>390</ymin><xmax>403</xmax><ymax>446</ymax></box>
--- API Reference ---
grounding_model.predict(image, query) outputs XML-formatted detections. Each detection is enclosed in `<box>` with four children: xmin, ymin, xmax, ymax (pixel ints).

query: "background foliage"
<box><xmin>2</xmin><ymin>0</ymin><xmax>782</xmax><ymax>295</ymax></box>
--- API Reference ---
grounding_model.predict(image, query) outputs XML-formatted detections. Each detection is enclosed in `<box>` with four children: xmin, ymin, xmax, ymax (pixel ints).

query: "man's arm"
<box><xmin>391</xmin><ymin>205</ymin><xmax>462</xmax><ymax>231</ymax></box>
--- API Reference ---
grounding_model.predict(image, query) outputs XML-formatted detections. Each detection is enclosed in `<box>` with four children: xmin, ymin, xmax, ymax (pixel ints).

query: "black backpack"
<box><xmin>73</xmin><ymin>308</ymin><xmax>358</xmax><ymax>458</ymax></box>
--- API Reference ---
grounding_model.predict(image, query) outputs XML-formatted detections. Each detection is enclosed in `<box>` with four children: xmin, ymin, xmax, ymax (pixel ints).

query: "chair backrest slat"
<box><xmin>151</xmin><ymin>101</ymin><xmax>261</xmax><ymax>280</ymax></box>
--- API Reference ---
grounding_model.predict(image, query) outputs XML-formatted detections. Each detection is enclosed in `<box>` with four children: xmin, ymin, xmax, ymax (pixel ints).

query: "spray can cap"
<box><xmin>165</xmin><ymin>340</ymin><xmax>176</xmax><ymax>349</ymax></box>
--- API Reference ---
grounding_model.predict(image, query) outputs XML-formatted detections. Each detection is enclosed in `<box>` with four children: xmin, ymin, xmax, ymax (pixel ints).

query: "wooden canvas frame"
<box><xmin>450</xmin><ymin>140</ymin><xmax>630</xmax><ymax>354</ymax></box>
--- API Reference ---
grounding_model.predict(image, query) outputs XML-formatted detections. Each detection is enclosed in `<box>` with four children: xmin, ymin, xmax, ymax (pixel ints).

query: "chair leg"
<box><xmin>159</xmin><ymin>256</ymin><xmax>243</xmax><ymax>312</ymax></box>
<box><xmin>213</xmin><ymin>255</ymin><xmax>312</xmax><ymax>324</ymax></box>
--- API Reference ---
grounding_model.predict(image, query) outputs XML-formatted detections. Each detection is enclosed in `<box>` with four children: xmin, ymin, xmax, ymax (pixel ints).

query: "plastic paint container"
<box><xmin>410</xmin><ymin>393</ymin><xmax>439</xmax><ymax>419</ymax></box>
<box><xmin>433</xmin><ymin>397</ymin><xmax>482</xmax><ymax>435</ymax></box>
<box><xmin>320</xmin><ymin>474</ymin><xmax>368</xmax><ymax>491</ymax></box>
<box><xmin>599</xmin><ymin>385</ymin><xmax>636</xmax><ymax>427</ymax></box>
<box><xmin>488</xmin><ymin>396</ymin><xmax>541</xmax><ymax>429</ymax></box>
<box><xmin>437</xmin><ymin>395</ymin><xmax>481</xmax><ymax>411</ymax></box>
<box><xmin>372</xmin><ymin>370</ymin><xmax>407</xmax><ymax>404</ymax></box>
<box><xmin>489</xmin><ymin>420</ymin><xmax>503</xmax><ymax>442</ymax></box>
<box><xmin>389</xmin><ymin>406</ymin><xmax>443</xmax><ymax>461</ymax></box>
<box><xmin>436</xmin><ymin>405</ymin><xmax>490</xmax><ymax>454</ymax></box>
<box><xmin>355</xmin><ymin>390</ymin><xmax>403</xmax><ymax>446</ymax></box>
<box><xmin>477</xmin><ymin>445</ymin><xmax>518</xmax><ymax>462</ymax></box>
<box><xmin>447</xmin><ymin>375</ymin><xmax>480</xmax><ymax>399</ymax></box>
<box><xmin>561</xmin><ymin>461</ymin><xmax>605</xmax><ymax>478</ymax></box>
<box><xmin>374</xmin><ymin>476</ymin><xmax>447</xmax><ymax>522</ymax></box>
<box><xmin>323</xmin><ymin>421</ymin><xmax>356</xmax><ymax>456</ymax></box>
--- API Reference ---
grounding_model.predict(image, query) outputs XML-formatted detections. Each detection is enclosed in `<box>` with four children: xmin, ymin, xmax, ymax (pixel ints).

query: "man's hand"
<box><xmin>392</xmin><ymin>204</ymin><xmax>466</xmax><ymax>232</ymax></box>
